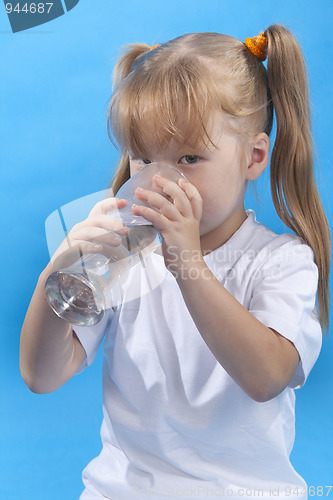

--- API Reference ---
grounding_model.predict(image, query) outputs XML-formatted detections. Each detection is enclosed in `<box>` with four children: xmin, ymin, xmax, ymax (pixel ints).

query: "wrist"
<box><xmin>171</xmin><ymin>257</ymin><xmax>212</xmax><ymax>285</ymax></box>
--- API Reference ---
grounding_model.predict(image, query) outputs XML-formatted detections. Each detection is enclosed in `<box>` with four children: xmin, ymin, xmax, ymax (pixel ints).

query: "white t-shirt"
<box><xmin>74</xmin><ymin>210</ymin><xmax>322</xmax><ymax>500</ymax></box>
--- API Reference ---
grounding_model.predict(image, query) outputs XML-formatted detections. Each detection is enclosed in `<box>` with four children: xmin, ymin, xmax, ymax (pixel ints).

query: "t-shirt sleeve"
<box><xmin>73</xmin><ymin>308</ymin><xmax>114</xmax><ymax>374</ymax></box>
<box><xmin>249</xmin><ymin>239</ymin><xmax>322</xmax><ymax>389</ymax></box>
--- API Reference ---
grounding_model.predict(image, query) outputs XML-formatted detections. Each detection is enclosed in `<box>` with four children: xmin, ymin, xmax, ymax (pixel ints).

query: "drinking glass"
<box><xmin>44</xmin><ymin>163</ymin><xmax>186</xmax><ymax>326</ymax></box>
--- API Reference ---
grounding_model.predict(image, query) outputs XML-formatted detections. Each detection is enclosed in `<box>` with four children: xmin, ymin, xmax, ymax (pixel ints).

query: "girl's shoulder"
<box><xmin>209</xmin><ymin>210</ymin><xmax>315</xmax><ymax>272</ymax></box>
<box><xmin>245</xmin><ymin>209</ymin><xmax>315</xmax><ymax>264</ymax></box>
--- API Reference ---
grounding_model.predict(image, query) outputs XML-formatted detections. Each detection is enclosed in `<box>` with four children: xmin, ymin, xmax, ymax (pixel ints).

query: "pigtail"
<box><xmin>265</xmin><ymin>24</ymin><xmax>331</xmax><ymax>331</ymax></box>
<box><xmin>112</xmin><ymin>43</ymin><xmax>151</xmax><ymax>89</ymax></box>
<box><xmin>107</xmin><ymin>43</ymin><xmax>151</xmax><ymax>194</ymax></box>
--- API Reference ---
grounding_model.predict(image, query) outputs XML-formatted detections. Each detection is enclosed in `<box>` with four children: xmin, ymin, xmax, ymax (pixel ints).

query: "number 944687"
<box><xmin>5</xmin><ymin>3</ymin><xmax>53</xmax><ymax>14</ymax></box>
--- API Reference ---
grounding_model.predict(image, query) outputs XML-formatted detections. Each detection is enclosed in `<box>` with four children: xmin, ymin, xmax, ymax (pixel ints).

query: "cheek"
<box><xmin>199</xmin><ymin>176</ymin><xmax>243</xmax><ymax>217</ymax></box>
<box><xmin>129</xmin><ymin>163</ymin><xmax>143</xmax><ymax>177</ymax></box>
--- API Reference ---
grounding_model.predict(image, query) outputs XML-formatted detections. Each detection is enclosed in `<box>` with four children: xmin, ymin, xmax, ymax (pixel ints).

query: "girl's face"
<box><xmin>129</xmin><ymin>117</ymin><xmax>250</xmax><ymax>250</ymax></box>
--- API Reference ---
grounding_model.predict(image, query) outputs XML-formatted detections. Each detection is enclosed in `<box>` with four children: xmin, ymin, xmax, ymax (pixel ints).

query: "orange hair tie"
<box><xmin>149</xmin><ymin>44</ymin><xmax>161</xmax><ymax>51</ymax></box>
<box><xmin>244</xmin><ymin>31</ymin><xmax>268</xmax><ymax>61</ymax></box>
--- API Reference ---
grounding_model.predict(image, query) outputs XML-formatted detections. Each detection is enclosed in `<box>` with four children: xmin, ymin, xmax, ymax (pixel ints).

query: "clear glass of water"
<box><xmin>44</xmin><ymin>163</ymin><xmax>187</xmax><ymax>326</ymax></box>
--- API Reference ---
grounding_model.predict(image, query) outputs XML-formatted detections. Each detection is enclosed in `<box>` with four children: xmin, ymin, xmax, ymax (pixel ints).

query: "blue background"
<box><xmin>1</xmin><ymin>0</ymin><xmax>332</xmax><ymax>498</ymax></box>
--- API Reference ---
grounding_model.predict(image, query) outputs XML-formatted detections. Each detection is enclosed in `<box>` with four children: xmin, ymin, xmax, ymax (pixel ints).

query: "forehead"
<box><xmin>127</xmin><ymin>109</ymin><xmax>230</xmax><ymax>160</ymax></box>
<box><xmin>130</xmin><ymin>116</ymin><xmax>238</xmax><ymax>162</ymax></box>
<box><xmin>110</xmin><ymin>57</ymin><xmax>226</xmax><ymax>158</ymax></box>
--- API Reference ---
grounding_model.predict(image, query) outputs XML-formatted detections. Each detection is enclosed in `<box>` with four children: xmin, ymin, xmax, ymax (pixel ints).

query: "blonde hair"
<box><xmin>107</xmin><ymin>26</ymin><xmax>331</xmax><ymax>331</ymax></box>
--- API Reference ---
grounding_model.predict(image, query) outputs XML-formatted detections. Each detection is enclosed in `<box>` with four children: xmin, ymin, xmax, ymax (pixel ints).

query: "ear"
<box><xmin>245</xmin><ymin>133</ymin><xmax>270</xmax><ymax>181</ymax></box>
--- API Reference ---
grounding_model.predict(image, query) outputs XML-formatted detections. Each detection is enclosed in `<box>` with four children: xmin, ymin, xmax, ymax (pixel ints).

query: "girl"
<box><xmin>20</xmin><ymin>25</ymin><xmax>330</xmax><ymax>499</ymax></box>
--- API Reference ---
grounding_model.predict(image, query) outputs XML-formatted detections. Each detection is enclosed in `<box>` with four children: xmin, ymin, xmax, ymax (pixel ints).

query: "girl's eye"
<box><xmin>131</xmin><ymin>158</ymin><xmax>151</xmax><ymax>165</ymax></box>
<box><xmin>179</xmin><ymin>155</ymin><xmax>200</xmax><ymax>165</ymax></box>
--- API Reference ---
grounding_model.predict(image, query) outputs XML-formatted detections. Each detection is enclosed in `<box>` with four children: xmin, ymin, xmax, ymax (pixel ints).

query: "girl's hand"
<box><xmin>132</xmin><ymin>174</ymin><xmax>203</xmax><ymax>276</ymax></box>
<box><xmin>50</xmin><ymin>197</ymin><xmax>129</xmax><ymax>271</ymax></box>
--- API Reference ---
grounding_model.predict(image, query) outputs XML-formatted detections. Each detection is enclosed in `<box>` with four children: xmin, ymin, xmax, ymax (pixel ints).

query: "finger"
<box><xmin>134</xmin><ymin>187</ymin><xmax>180</xmax><ymax>221</ymax></box>
<box><xmin>152</xmin><ymin>175</ymin><xmax>193</xmax><ymax>218</ymax></box>
<box><xmin>70</xmin><ymin>226</ymin><xmax>125</xmax><ymax>247</ymax></box>
<box><xmin>51</xmin><ymin>239</ymin><xmax>130</xmax><ymax>272</ymax></box>
<box><xmin>89</xmin><ymin>197</ymin><xmax>127</xmax><ymax>217</ymax></box>
<box><xmin>131</xmin><ymin>204</ymin><xmax>169</xmax><ymax>231</ymax></box>
<box><xmin>178</xmin><ymin>178</ymin><xmax>203</xmax><ymax>221</ymax></box>
<box><xmin>81</xmin><ymin>214</ymin><xmax>129</xmax><ymax>235</ymax></box>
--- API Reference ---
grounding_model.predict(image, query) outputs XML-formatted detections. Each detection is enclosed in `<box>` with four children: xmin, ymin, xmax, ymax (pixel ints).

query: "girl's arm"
<box><xmin>20</xmin><ymin>262</ymin><xmax>87</xmax><ymax>394</ymax></box>
<box><xmin>20</xmin><ymin>197</ymin><xmax>129</xmax><ymax>394</ymax></box>
<box><xmin>175</xmin><ymin>260</ymin><xmax>300</xmax><ymax>402</ymax></box>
